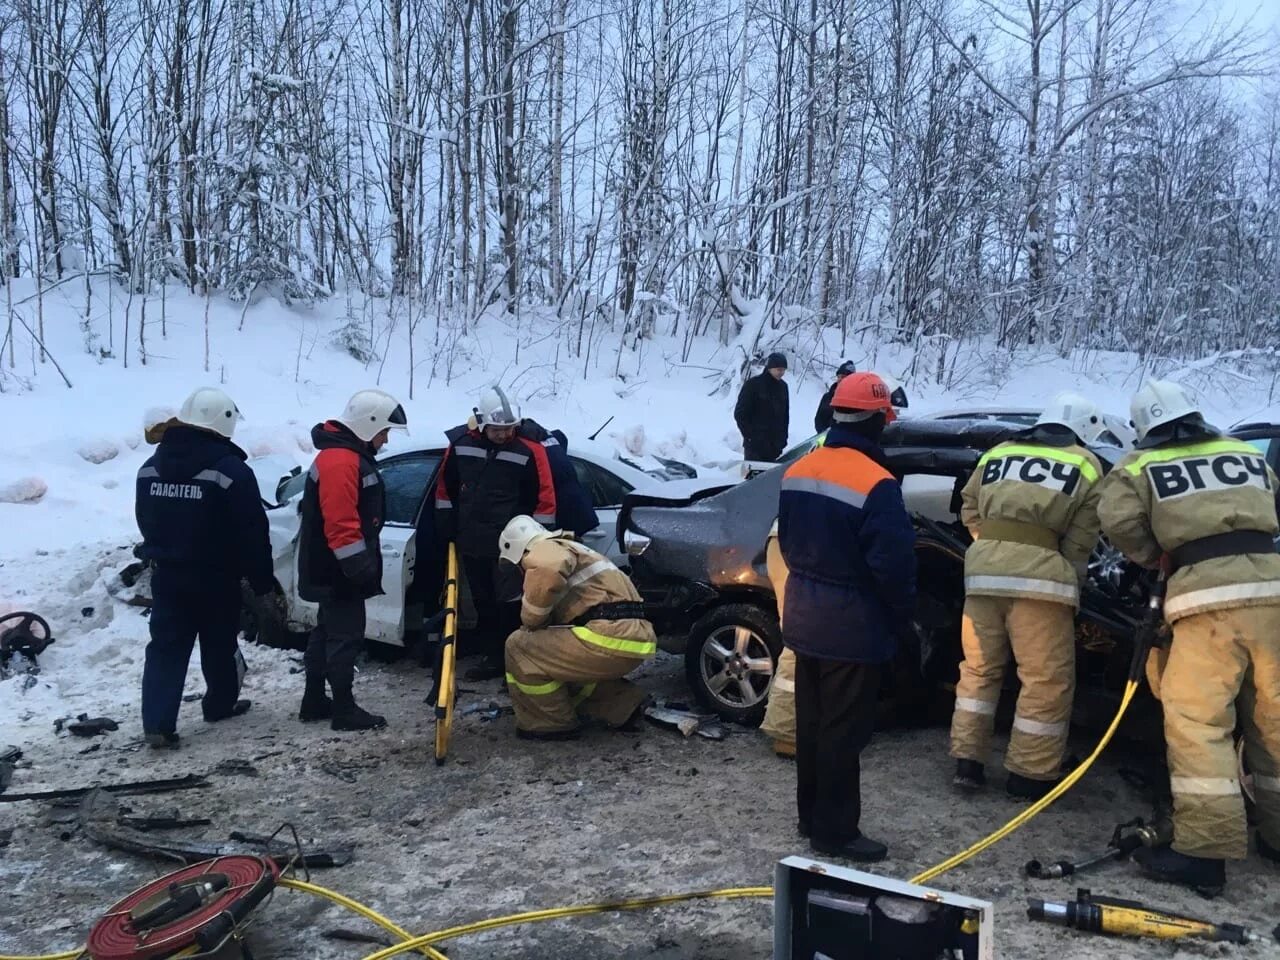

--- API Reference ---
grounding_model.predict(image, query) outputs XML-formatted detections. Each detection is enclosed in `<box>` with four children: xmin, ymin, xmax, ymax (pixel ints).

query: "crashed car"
<box><xmin>620</xmin><ymin>417</ymin><xmax>1155</xmax><ymax>728</ymax></box>
<box><xmin>623</xmin><ymin>414</ymin><xmax>1280</xmax><ymax>728</ymax></box>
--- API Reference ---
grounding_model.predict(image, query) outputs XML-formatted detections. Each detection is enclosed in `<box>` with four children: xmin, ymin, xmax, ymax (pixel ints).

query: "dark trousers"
<box><xmin>461</xmin><ymin>556</ymin><xmax>520</xmax><ymax>659</ymax></box>
<box><xmin>142</xmin><ymin>567</ymin><xmax>242</xmax><ymax>735</ymax></box>
<box><xmin>304</xmin><ymin>598</ymin><xmax>365</xmax><ymax>704</ymax></box>
<box><xmin>743</xmin><ymin>438</ymin><xmax>783</xmax><ymax>463</ymax></box>
<box><xmin>794</xmin><ymin>652</ymin><xmax>881</xmax><ymax>845</ymax></box>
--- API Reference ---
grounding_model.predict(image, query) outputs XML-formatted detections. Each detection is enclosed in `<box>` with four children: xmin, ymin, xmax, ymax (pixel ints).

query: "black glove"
<box><xmin>339</xmin><ymin>550</ymin><xmax>379</xmax><ymax>590</ymax></box>
<box><xmin>423</xmin><ymin>609</ymin><xmax>449</xmax><ymax>636</ymax></box>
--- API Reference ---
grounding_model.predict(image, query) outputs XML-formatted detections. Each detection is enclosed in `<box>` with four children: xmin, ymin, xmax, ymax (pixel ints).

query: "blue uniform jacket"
<box><xmin>778</xmin><ymin>427</ymin><xmax>917</xmax><ymax>663</ymax></box>
<box><xmin>135</xmin><ymin>425</ymin><xmax>274</xmax><ymax>593</ymax></box>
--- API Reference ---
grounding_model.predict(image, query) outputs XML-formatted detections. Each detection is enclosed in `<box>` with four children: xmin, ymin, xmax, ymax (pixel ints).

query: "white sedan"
<box><xmin>246</xmin><ymin>442</ymin><xmax>692</xmax><ymax>648</ymax></box>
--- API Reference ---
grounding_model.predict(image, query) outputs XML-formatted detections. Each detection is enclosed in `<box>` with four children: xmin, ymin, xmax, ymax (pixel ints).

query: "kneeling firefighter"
<box><xmin>1099</xmin><ymin>380</ymin><xmax>1280</xmax><ymax>896</ymax></box>
<box><xmin>499</xmin><ymin>516</ymin><xmax>656</xmax><ymax>740</ymax></box>
<box><xmin>950</xmin><ymin>392</ymin><xmax>1104</xmax><ymax>801</ymax></box>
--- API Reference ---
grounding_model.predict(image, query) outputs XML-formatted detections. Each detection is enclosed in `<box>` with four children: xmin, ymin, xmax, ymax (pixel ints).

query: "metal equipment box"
<box><xmin>773</xmin><ymin>856</ymin><xmax>995</xmax><ymax>960</ymax></box>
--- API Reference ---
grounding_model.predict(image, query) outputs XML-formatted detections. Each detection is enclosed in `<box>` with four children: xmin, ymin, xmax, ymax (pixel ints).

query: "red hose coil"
<box><xmin>86</xmin><ymin>856</ymin><xmax>278</xmax><ymax>960</ymax></box>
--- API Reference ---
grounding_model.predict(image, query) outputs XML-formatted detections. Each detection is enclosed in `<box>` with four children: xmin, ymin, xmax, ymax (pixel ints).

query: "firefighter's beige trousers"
<box><xmin>505</xmin><ymin>626</ymin><xmax>649</xmax><ymax>734</ymax></box>
<box><xmin>759</xmin><ymin>533</ymin><xmax>794</xmax><ymax>748</ymax></box>
<box><xmin>1162</xmin><ymin>605</ymin><xmax>1280</xmax><ymax>860</ymax></box>
<box><xmin>760</xmin><ymin>648</ymin><xmax>796</xmax><ymax>746</ymax></box>
<box><xmin>950</xmin><ymin>595</ymin><xmax>1075</xmax><ymax>780</ymax></box>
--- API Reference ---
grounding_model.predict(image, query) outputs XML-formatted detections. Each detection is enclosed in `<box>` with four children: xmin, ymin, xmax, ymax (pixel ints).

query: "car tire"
<box><xmin>684</xmin><ymin>602</ymin><xmax>781</xmax><ymax>726</ymax></box>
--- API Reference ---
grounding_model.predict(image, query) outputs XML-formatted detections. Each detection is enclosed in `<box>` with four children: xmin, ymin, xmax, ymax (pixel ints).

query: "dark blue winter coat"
<box><xmin>135</xmin><ymin>425</ymin><xmax>274</xmax><ymax>594</ymax></box>
<box><xmin>777</xmin><ymin>426</ymin><xmax>917</xmax><ymax>663</ymax></box>
<box><xmin>521</xmin><ymin>420</ymin><xmax>600</xmax><ymax>537</ymax></box>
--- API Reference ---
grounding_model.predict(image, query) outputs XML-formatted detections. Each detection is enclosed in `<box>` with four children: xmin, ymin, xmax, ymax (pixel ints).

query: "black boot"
<box><xmin>145</xmin><ymin>732</ymin><xmax>181</xmax><ymax>750</ymax></box>
<box><xmin>809</xmin><ymin>834</ymin><xmax>889</xmax><ymax>864</ymax></box>
<box><xmin>205</xmin><ymin>700</ymin><xmax>251</xmax><ymax>723</ymax></box>
<box><xmin>330</xmin><ymin>688</ymin><xmax>387</xmax><ymax>732</ymax></box>
<box><xmin>1134</xmin><ymin>845</ymin><xmax>1226</xmax><ymax>897</ymax></box>
<box><xmin>464</xmin><ymin>655</ymin><xmax>505</xmax><ymax>682</ymax></box>
<box><xmin>299</xmin><ymin>676</ymin><xmax>333</xmax><ymax>722</ymax></box>
<box><xmin>1007</xmin><ymin>772</ymin><xmax>1060</xmax><ymax>802</ymax></box>
<box><xmin>953</xmin><ymin>759</ymin><xmax>986</xmax><ymax>793</ymax></box>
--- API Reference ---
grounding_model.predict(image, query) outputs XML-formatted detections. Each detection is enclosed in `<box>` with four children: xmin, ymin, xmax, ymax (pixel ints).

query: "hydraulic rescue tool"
<box><xmin>1025</xmin><ymin>811</ymin><xmax>1172</xmax><ymax>880</ymax></box>
<box><xmin>1028</xmin><ymin>889</ymin><xmax>1274</xmax><ymax>945</ymax></box>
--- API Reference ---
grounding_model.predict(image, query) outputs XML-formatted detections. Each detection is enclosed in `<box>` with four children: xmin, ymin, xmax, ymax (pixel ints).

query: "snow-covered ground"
<box><xmin>3</xmin><ymin>281</ymin><xmax>1280</xmax><ymax>958</ymax></box>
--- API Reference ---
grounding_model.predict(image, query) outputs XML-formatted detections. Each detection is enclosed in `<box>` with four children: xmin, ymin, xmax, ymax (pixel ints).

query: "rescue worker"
<box><xmin>499</xmin><ymin>515</ymin><xmax>656</xmax><ymax>740</ymax></box>
<box><xmin>779</xmin><ymin>372</ymin><xmax>916</xmax><ymax>862</ymax></box>
<box><xmin>735</xmin><ymin>352</ymin><xmax>790</xmax><ymax>462</ymax></box>
<box><xmin>135</xmin><ymin>387</ymin><xmax>273</xmax><ymax>748</ymax></box>
<box><xmin>950</xmin><ymin>392</ymin><xmax>1105</xmax><ymax>800</ymax></box>
<box><xmin>1098</xmin><ymin>380</ymin><xmax>1280</xmax><ymax>895</ymax></box>
<box><xmin>759</xmin><ymin>519</ymin><xmax>795</xmax><ymax>757</ymax></box>
<box><xmin>814</xmin><ymin>360</ymin><xmax>856</xmax><ymax>433</ymax></box>
<box><xmin>298</xmin><ymin>389</ymin><xmax>407</xmax><ymax>732</ymax></box>
<box><xmin>434</xmin><ymin>386</ymin><xmax>558</xmax><ymax>681</ymax></box>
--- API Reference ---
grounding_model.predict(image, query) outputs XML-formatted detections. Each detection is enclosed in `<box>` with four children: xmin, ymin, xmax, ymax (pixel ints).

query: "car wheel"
<box><xmin>684</xmin><ymin>603</ymin><xmax>781</xmax><ymax>726</ymax></box>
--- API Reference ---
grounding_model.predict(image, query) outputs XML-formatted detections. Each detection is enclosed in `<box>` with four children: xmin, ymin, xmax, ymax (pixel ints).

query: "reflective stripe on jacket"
<box><xmin>960</xmin><ymin>440</ymin><xmax>1103</xmax><ymax>606</ymax></box>
<box><xmin>520</xmin><ymin>537</ymin><xmax>656</xmax><ymax>657</ymax></box>
<box><xmin>777</xmin><ymin>427</ymin><xmax>917</xmax><ymax>663</ymax></box>
<box><xmin>1099</xmin><ymin>433</ymin><xmax>1280</xmax><ymax>622</ymax></box>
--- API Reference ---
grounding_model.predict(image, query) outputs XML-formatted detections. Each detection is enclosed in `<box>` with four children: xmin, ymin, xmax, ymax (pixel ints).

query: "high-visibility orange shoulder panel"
<box><xmin>783</xmin><ymin>445</ymin><xmax>892</xmax><ymax>497</ymax></box>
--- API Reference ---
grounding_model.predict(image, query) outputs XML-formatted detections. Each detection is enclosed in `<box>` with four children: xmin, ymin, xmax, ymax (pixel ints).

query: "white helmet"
<box><xmin>340</xmin><ymin>389</ymin><xmax>408</xmax><ymax>442</ymax></box>
<box><xmin>498</xmin><ymin>515</ymin><xmax>558</xmax><ymax>564</ymax></box>
<box><xmin>1036</xmin><ymin>391</ymin><xmax>1103</xmax><ymax>444</ymax></box>
<box><xmin>474</xmin><ymin>385</ymin><xmax>521</xmax><ymax>429</ymax></box>
<box><xmin>179</xmin><ymin>387</ymin><xmax>244</xmax><ymax>439</ymax></box>
<box><xmin>1130</xmin><ymin>380</ymin><xmax>1200</xmax><ymax>442</ymax></box>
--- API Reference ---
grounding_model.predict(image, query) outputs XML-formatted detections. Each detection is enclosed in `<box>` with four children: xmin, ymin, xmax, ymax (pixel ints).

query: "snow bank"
<box><xmin>0</xmin><ymin>477</ymin><xmax>48</xmax><ymax>505</ymax></box>
<box><xmin>76</xmin><ymin>439</ymin><xmax>120</xmax><ymax>464</ymax></box>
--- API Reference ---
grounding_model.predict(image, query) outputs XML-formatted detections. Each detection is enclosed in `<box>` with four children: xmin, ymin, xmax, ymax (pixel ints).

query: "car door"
<box><xmin>570</xmin><ymin>457</ymin><xmax>634</xmax><ymax>566</ymax></box>
<box><xmin>363</xmin><ymin>452</ymin><xmax>442</xmax><ymax>644</ymax></box>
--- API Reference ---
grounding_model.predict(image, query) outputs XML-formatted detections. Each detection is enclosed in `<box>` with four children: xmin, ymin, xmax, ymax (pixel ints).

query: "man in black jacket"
<box><xmin>135</xmin><ymin>388</ymin><xmax>273</xmax><ymax>748</ymax></box>
<box><xmin>435</xmin><ymin>386</ymin><xmax>559</xmax><ymax>680</ymax></box>
<box><xmin>814</xmin><ymin>360</ymin><xmax>856</xmax><ymax>433</ymax></box>
<box><xmin>298</xmin><ymin>389</ymin><xmax>407</xmax><ymax>731</ymax></box>
<box><xmin>735</xmin><ymin>352</ymin><xmax>790</xmax><ymax>462</ymax></box>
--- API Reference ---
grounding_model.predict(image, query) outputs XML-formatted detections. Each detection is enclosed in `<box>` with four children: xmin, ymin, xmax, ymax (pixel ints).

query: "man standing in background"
<box><xmin>735</xmin><ymin>352</ymin><xmax>790</xmax><ymax>462</ymax></box>
<box><xmin>814</xmin><ymin>360</ymin><xmax>856</xmax><ymax>433</ymax></box>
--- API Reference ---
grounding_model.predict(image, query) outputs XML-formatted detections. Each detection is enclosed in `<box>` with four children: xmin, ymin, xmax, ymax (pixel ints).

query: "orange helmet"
<box><xmin>831</xmin><ymin>372</ymin><xmax>897</xmax><ymax>423</ymax></box>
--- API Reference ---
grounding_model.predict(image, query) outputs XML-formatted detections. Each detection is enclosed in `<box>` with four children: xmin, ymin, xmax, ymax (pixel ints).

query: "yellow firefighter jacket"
<box><xmin>960</xmin><ymin>439</ymin><xmax>1103</xmax><ymax>606</ymax></box>
<box><xmin>520</xmin><ymin>536</ymin><xmax>657</xmax><ymax>656</ymax></box>
<box><xmin>1098</xmin><ymin>434</ymin><xmax>1280</xmax><ymax>622</ymax></box>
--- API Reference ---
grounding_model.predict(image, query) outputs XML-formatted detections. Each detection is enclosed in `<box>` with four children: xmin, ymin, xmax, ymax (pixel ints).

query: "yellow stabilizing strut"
<box><xmin>433</xmin><ymin>543</ymin><xmax>460</xmax><ymax>766</ymax></box>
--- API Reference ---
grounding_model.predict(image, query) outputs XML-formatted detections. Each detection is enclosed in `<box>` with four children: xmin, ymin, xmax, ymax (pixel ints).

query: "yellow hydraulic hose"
<box><xmin>278</xmin><ymin>878</ymin><xmax>447</xmax><ymax>960</ymax></box>
<box><xmin>910</xmin><ymin>678</ymin><xmax>1139</xmax><ymax>885</ymax></box>
<box><xmin>0</xmin><ymin>951</ymin><xmax>83</xmax><ymax>960</ymax></box>
<box><xmin>357</xmin><ymin>887</ymin><xmax>776</xmax><ymax>960</ymax></box>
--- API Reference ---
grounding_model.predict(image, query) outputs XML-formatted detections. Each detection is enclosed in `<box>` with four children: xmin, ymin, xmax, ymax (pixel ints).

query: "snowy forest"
<box><xmin>1</xmin><ymin>0</ymin><xmax>1278</xmax><ymax>388</ymax></box>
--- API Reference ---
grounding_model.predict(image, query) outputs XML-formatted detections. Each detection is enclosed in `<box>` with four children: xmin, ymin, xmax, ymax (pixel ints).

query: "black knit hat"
<box><xmin>765</xmin><ymin>352</ymin><xmax>788</xmax><ymax>370</ymax></box>
<box><xmin>836</xmin><ymin>360</ymin><xmax>856</xmax><ymax>377</ymax></box>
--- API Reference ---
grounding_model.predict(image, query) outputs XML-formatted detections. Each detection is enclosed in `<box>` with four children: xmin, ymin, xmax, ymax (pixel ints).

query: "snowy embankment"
<box><xmin>1</xmin><ymin>278</ymin><xmax>1276</xmax><ymax>743</ymax></box>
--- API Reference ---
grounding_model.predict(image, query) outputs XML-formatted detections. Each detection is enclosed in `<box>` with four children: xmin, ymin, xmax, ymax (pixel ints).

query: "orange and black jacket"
<box><xmin>777</xmin><ymin>426</ymin><xmax>917</xmax><ymax>662</ymax></box>
<box><xmin>298</xmin><ymin>421</ymin><xmax>386</xmax><ymax>602</ymax></box>
<box><xmin>435</xmin><ymin>429</ymin><xmax>557</xmax><ymax>558</ymax></box>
